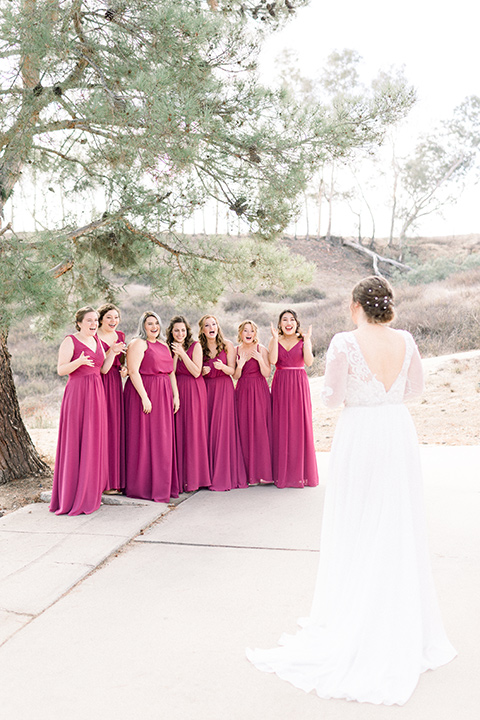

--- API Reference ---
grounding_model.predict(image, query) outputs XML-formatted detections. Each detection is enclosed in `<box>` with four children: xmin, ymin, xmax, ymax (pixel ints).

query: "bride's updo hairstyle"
<box><xmin>352</xmin><ymin>276</ymin><xmax>394</xmax><ymax>324</ymax></box>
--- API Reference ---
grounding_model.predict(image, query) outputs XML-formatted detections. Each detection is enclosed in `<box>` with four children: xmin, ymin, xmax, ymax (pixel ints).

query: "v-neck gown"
<box><xmin>50</xmin><ymin>335</ymin><xmax>108</xmax><ymax>515</ymax></box>
<box><xmin>247</xmin><ymin>330</ymin><xmax>456</xmax><ymax>706</ymax></box>
<box><xmin>175</xmin><ymin>342</ymin><xmax>211</xmax><ymax>492</ymax></box>
<box><xmin>124</xmin><ymin>341</ymin><xmax>179</xmax><ymax>502</ymax></box>
<box><xmin>271</xmin><ymin>340</ymin><xmax>319</xmax><ymax>488</ymax></box>
<box><xmin>203</xmin><ymin>350</ymin><xmax>247</xmax><ymax>490</ymax></box>
<box><xmin>100</xmin><ymin>330</ymin><xmax>125</xmax><ymax>491</ymax></box>
<box><xmin>235</xmin><ymin>347</ymin><xmax>273</xmax><ymax>484</ymax></box>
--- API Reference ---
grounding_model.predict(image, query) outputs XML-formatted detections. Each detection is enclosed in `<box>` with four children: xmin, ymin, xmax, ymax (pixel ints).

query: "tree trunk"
<box><xmin>304</xmin><ymin>193</ymin><xmax>309</xmax><ymax>240</ymax></box>
<box><xmin>326</xmin><ymin>162</ymin><xmax>334</xmax><ymax>242</ymax></box>
<box><xmin>0</xmin><ymin>330</ymin><xmax>50</xmax><ymax>484</ymax></box>
<box><xmin>316</xmin><ymin>179</ymin><xmax>323</xmax><ymax>240</ymax></box>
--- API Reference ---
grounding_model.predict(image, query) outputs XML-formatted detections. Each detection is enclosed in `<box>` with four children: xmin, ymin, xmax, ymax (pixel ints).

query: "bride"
<box><xmin>247</xmin><ymin>276</ymin><xmax>456</xmax><ymax>706</ymax></box>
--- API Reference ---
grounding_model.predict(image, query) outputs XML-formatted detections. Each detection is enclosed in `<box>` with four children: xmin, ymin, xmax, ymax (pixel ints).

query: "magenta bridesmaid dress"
<box><xmin>203</xmin><ymin>349</ymin><xmax>247</xmax><ymax>490</ymax></box>
<box><xmin>175</xmin><ymin>342</ymin><xmax>211</xmax><ymax>492</ymax></box>
<box><xmin>100</xmin><ymin>330</ymin><xmax>125</xmax><ymax>491</ymax></box>
<box><xmin>235</xmin><ymin>347</ymin><xmax>273</xmax><ymax>484</ymax></box>
<box><xmin>271</xmin><ymin>340</ymin><xmax>319</xmax><ymax>488</ymax></box>
<box><xmin>124</xmin><ymin>341</ymin><xmax>179</xmax><ymax>502</ymax></box>
<box><xmin>50</xmin><ymin>335</ymin><xmax>108</xmax><ymax>515</ymax></box>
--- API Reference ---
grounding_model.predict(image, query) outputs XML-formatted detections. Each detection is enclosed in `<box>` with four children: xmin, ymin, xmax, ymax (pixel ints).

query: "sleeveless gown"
<box><xmin>203</xmin><ymin>349</ymin><xmax>247</xmax><ymax>491</ymax></box>
<box><xmin>50</xmin><ymin>335</ymin><xmax>108</xmax><ymax>516</ymax></box>
<box><xmin>235</xmin><ymin>347</ymin><xmax>273</xmax><ymax>484</ymax></box>
<box><xmin>271</xmin><ymin>340</ymin><xmax>319</xmax><ymax>488</ymax></box>
<box><xmin>100</xmin><ymin>330</ymin><xmax>125</xmax><ymax>491</ymax></box>
<box><xmin>124</xmin><ymin>341</ymin><xmax>179</xmax><ymax>502</ymax></box>
<box><xmin>247</xmin><ymin>330</ymin><xmax>456</xmax><ymax>705</ymax></box>
<box><xmin>175</xmin><ymin>342</ymin><xmax>211</xmax><ymax>492</ymax></box>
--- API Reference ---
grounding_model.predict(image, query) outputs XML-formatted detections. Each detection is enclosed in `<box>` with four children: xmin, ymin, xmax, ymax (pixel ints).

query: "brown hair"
<box><xmin>97</xmin><ymin>303</ymin><xmax>121</xmax><ymax>327</ymax></box>
<box><xmin>75</xmin><ymin>306</ymin><xmax>97</xmax><ymax>331</ymax></box>
<box><xmin>237</xmin><ymin>319</ymin><xmax>259</xmax><ymax>344</ymax></box>
<box><xmin>166</xmin><ymin>315</ymin><xmax>194</xmax><ymax>354</ymax></box>
<box><xmin>277</xmin><ymin>309</ymin><xmax>303</xmax><ymax>339</ymax></box>
<box><xmin>351</xmin><ymin>275</ymin><xmax>394</xmax><ymax>324</ymax></box>
<box><xmin>198</xmin><ymin>314</ymin><xmax>227</xmax><ymax>358</ymax></box>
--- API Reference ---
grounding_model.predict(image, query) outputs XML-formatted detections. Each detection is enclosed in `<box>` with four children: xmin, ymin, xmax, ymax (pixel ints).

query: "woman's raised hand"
<box><xmin>237</xmin><ymin>349</ymin><xmax>251</xmax><ymax>367</ymax></box>
<box><xmin>270</xmin><ymin>323</ymin><xmax>279</xmax><ymax>340</ymax></box>
<box><xmin>112</xmin><ymin>340</ymin><xmax>127</xmax><ymax>355</ymax></box>
<box><xmin>78</xmin><ymin>351</ymin><xmax>95</xmax><ymax>368</ymax></box>
<box><xmin>304</xmin><ymin>325</ymin><xmax>313</xmax><ymax>343</ymax></box>
<box><xmin>172</xmin><ymin>342</ymin><xmax>186</xmax><ymax>357</ymax></box>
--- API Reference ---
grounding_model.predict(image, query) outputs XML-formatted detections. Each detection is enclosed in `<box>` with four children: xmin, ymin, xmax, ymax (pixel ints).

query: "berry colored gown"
<box><xmin>247</xmin><ymin>331</ymin><xmax>456</xmax><ymax>705</ymax></box>
<box><xmin>235</xmin><ymin>347</ymin><xmax>273</xmax><ymax>484</ymax></box>
<box><xmin>175</xmin><ymin>342</ymin><xmax>211</xmax><ymax>492</ymax></box>
<box><xmin>50</xmin><ymin>335</ymin><xmax>108</xmax><ymax>516</ymax></box>
<box><xmin>203</xmin><ymin>349</ymin><xmax>247</xmax><ymax>491</ymax></box>
<box><xmin>124</xmin><ymin>341</ymin><xmax>179</xmax><ymax>502</ymax></box>
<box><xmin>100</xmin><ymin>330</ymin><xmax>125</xmax><ymax>491</ymax></box>
<box><xmin>271</xmin><ymin>340</ymin><xmax>319</xmax><ymax>488</ymax></box>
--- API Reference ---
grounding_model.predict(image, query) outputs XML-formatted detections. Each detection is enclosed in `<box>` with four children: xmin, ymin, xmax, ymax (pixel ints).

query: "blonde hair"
<box><xmin>237</xmin><ymin>319</ymin><xmax>259</xmax><ymax>344</ymax></box>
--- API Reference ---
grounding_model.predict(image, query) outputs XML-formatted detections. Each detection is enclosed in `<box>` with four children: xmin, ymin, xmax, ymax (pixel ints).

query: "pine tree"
<box><xmin>0</xmin><ymin>0</ymin><xmax>414</xmax><ymax>483</ymax></box>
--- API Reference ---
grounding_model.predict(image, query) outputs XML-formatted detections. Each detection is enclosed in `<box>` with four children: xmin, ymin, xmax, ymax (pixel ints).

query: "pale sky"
<box><xmin>258</xmin><ymin>0</ymin><xmax>480</xmax><ymax>236</ymax></box>
<box><xmin>7</xmin><ymin>1</ymin><xmax>479</xmax><ymax>237</ymax></box>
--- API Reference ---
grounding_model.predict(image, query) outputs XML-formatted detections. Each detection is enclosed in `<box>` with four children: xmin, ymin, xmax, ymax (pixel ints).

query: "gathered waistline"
<box><xmin>276</xmin><ymin>366</ymin><xmax>304</xmax><ymax>370</ymax></box>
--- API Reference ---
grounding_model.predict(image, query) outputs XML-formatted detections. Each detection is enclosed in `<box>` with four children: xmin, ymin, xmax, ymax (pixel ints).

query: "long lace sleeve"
<box><xmin>404</xmin><ymin>333</ymin><xmax>425</xmax><ymax>400</ymax></box>
<box><xmin>321</xmin><ymin>334</ymin><xmax>349</xmax><ymax>408</ymax></box>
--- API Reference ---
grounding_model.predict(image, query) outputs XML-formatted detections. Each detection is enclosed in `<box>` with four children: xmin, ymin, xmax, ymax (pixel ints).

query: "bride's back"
<box><xmin>353</xmin><ymin>326</ymin><xmax>406</xmax><ymax>393</ymax></box>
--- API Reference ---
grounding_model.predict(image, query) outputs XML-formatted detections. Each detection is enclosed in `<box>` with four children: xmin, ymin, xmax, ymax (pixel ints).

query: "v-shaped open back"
<box><xmin>351</xmin><ymin>332</ymin><xmax>407</xmax><ymax>394</ymax></box>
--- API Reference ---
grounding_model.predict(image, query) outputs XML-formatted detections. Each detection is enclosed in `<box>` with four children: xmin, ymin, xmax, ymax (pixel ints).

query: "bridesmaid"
<box><xmin>50</xmin><ymin>306</ymin><xmax>116</xmax><ymax>516</ymax></box>
<box><xmin>166</xmin><ymin>315</ymin><xmax>211</xmax><ymax>493</ymax></box>
<box><xmin>269</xmin><ymin>309</ymin><xmax>319</xmax><ymax>488</ymax></box>
<box><xmin>233</xmin><ymin>320</ymin><xmax>273</xmax><ymax>485</ymax></box>
<box><xmin>97</xmin><ymin>303</ymin><xmax>127</xmax><ymax>494</ymax></box>
<box><xmin>124</xmin><ymin>311</ymin><xmax>179</xmax><ymax>503</ymax></box>
<box><xmin>199</xmin><ymin>314</ymin><xmax>247</xmax><ymax>490</ymax></box>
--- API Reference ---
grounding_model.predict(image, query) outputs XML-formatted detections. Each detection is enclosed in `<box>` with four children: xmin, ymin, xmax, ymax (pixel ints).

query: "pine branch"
<box><xmin>31</xmin><ymin>144</ymin><xmax>95</xmax><ymax>176</ymax></box>
<box><xmin>121</xmin><ymin>219</ymin><xmax>228</xmax><ymax>264</ymax></box>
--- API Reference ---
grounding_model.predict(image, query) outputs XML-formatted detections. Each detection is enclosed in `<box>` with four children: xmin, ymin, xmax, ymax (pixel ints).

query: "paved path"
<box><xmin>0</xmin><ymin>447</ymin><xmax>479</xmax><ymax>720</ymax></box>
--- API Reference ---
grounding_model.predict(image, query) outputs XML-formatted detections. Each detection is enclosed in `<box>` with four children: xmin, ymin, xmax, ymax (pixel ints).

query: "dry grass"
<box><xmin>7</xmin><ymin>236</ymin><xmax>480</xmax><ymax>417</ymax></box>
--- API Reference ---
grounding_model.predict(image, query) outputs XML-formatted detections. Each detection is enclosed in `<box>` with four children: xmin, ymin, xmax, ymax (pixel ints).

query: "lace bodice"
<box><xmin>321</xmin><ymin>330</ymin><xmax>424</xmax><ymax>408</ymax></box>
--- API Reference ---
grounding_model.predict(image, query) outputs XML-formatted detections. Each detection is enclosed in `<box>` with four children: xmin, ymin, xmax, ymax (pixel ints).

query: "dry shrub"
<box><xmin>396</xmin><ymin>289</ymin><xmax>480</xmax><ymax>356</ymax></box>
<box><xmin>223</xmin><ymin>295</ymin><xmax>260</xmax><ymax>314</ymax></box>
<box><xmin>446</xmin><ymin>268</ymin><xmax>480</xmax><ymax>288</ymax></box>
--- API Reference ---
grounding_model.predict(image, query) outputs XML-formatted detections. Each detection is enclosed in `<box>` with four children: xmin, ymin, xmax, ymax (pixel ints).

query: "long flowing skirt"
<box><xmin>50</xmin><ymin>375</ymin><xmax>108</xmax><ymax>516</ymax></box>
<box><xmin>175</xmin><ymin>374</ymin><xmax>210</xmax><ymax>492</ymax></box>
<box><xmin>102</xmin><ymin>369</ymin><xmax>125</xmax><ymax>491</ymax></box>
<box><xmin>205</xmin><ymin>376</ymin><xmax>247</xmax><ymax>491</ymax></box>
<box><xmin>247</xmin><ymin>404</ymin><xmax>456</xmax><ymax>705</ymax></box>
<box><xmin>236</xmin><ymin>376</ymin><xmax>273</xmax><ymax>484</ymax></box>
<box><xmin>124</xmin><ymin>375</ymin><xmax>178</xmax><ymax>502</ymax></box>
<box><xmin>271</xmin><ymin>369</ymin><xmax>318</xmax><ymax>487</ymax></box>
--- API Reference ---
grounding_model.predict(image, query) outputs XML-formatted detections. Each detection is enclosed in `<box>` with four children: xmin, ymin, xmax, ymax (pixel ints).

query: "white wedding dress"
<box><xmin>247</xmin><ymin>330</ymin><xmax>456</xmax><ymax>705</ymax></box>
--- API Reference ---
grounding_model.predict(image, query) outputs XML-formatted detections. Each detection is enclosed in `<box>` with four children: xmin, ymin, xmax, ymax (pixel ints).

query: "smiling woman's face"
<box><xmin>280</xmin><ymin>312</ymin><xmax>297</xmax><ymax>335</ymax></box>
<box><xmin>144</xmin><ymin>315</ymin><xmax>160</xmax><ymax>340</ymax></box>
<box><xmin>172</xmin><ymin>322</ymin><xmax>187</xmax><ymax>343</ymax></box>
<box><xmin>78</xmin><ymin>312</ymin><xmax>99</xmax><ymax>336</ymax></box>
<box><xmin>101</xmin><ymin>309</ymin><xmax>120</xmax><ymax>331</ymax></box>
<box><xmin>202</xmin><ymin>317</ymin><xmax>218</xmax><ymax>339</ymax></box>
<box><xmin>241</xmin><ymin>323</ymin><xmax>255</xmax><ymax>344</ymax></box>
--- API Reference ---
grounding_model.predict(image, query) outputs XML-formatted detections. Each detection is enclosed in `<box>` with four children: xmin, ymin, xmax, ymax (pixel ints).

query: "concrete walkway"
<box><xmin>0</xmin><ymin>447</ymin><xmax>479</xmax><ymax>720</ymax></box>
